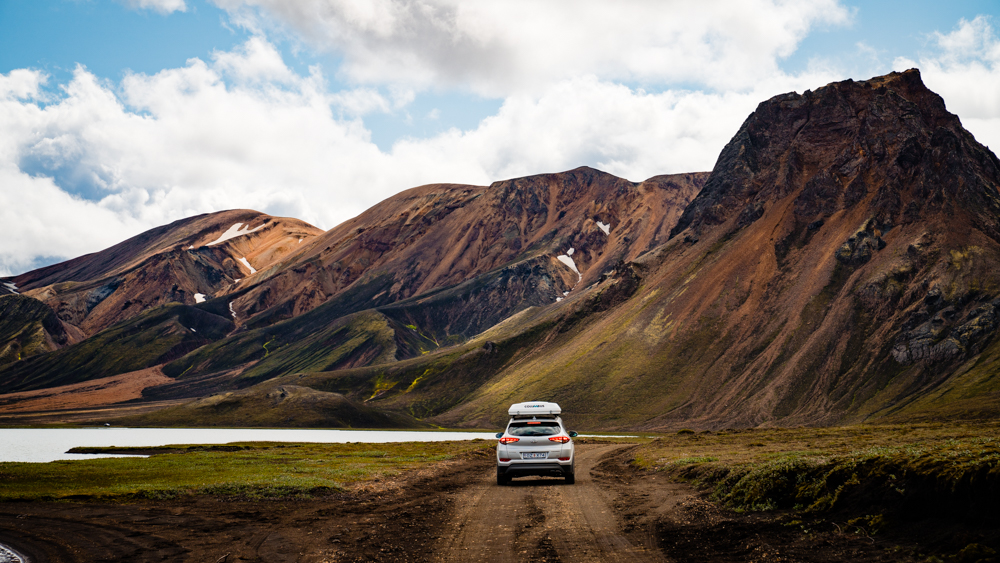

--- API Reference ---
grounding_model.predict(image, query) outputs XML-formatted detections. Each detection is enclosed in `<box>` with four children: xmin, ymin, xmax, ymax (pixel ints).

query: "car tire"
<box><xmin>496</xmin><ymin>469</ymin><xmax>508</xmax><ymax>486</ymax></box>
<box><xmin>565</xmin><ymin>467</ymin><xmax>575</xmax><ymax>485</ymax></box>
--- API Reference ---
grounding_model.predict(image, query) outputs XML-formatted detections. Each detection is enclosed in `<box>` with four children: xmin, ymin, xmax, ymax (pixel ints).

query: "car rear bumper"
<box><xmin>498</xmin><ymin>462</ymin><xmax>573</xmax><ymax>478</ymax></box>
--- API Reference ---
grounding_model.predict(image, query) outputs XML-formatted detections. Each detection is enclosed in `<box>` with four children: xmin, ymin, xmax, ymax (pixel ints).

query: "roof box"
<box><xmin>508</xmin><ymin>401</ymin><xmax>561</xmax><ymax>417</ymax></box>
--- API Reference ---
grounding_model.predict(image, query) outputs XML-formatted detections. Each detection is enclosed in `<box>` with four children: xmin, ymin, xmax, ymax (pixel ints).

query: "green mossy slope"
<box><xmin>294</xmin><ymin>319</ymin><xmax>557</xmax><ymax>420</ymax></box>
<box><xmin>0</xmin><ymin>303</ymin><xmax>233</xmax><ymax>393</ymax></box>
<box><xmin>163</xmin><ymin>275</ymin><xmax>407</xmax><ymax>382</ymax></box>
<box><xmin>0</xmin><ymin>294</ymin><xmax>68</xmax><ymax>365</ymax></box>
<box><xmin>163</xmin><ymin>308</ymin><xmax>428</xmax><ymax>386</ymax></box>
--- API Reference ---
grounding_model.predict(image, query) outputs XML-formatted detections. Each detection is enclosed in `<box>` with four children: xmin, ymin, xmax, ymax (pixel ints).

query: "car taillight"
<box><xmin>548</xmin><ymin>436</ymin><xmax>571</xmax><ymax>443</ymax></box>
<box><xmin>499</xmin><ymin>437</ymin><xmax>519</xmax><ymax>444</ymax></box>
<box><xmin>499</xmin><ymin>458</ymin><xmax>511</xmax><ymax>462</ymax></box>
<box><xmin>558</xmin><ymin>457</ymin><xmax>570</xmax><ymax>461</ymax></box>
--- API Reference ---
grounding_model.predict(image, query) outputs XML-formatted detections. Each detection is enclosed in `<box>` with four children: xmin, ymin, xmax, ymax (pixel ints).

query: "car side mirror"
<box><xmin>495</xmin><ymin>432</ymin><xmax>504</xmax><ymax>438</ymax></box>
<box><xmin>569</xmin><ymin>431</ymin><xmax>578</xmax><ymax>438</ymax></box>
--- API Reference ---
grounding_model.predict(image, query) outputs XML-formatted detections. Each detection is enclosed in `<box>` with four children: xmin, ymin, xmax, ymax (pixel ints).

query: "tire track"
<box><xmin>433</xmin><ymin>444</ymin><xmax>663</xmax><ymax>562</ymax></box>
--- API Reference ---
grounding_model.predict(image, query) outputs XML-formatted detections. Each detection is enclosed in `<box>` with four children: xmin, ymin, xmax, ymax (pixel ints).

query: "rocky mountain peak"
<box><xmin>671</xmin><ymin>69</ymin><xmax>1000</xmax><ymax>242</ymax></box>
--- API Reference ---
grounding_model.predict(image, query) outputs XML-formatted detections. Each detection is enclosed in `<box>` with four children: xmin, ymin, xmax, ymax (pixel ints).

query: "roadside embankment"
<box><xmin>634</xmin><ymin>423</ymin><xmax>1000</xmax><ymax>561</ymax></box>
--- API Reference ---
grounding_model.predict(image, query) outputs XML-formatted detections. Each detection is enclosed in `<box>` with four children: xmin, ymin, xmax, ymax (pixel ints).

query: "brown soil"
<box><xmin>0</xmin><ymin>444</ymin><xmax>923</xmax><ymax>562</ymax></box>
<box><xmin>0</xmin><ymin>367</ymin><xmax>173</xmax><ymax>414</ymax></box>
<box><xmin>0</xmin><ymin>401</ymin><xmax>187</xmax><ymax>427</ymax></box>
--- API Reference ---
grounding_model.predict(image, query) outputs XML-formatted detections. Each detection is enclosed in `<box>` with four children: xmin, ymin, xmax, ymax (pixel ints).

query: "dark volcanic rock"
<box><xmin>642</xmin><ymin>70</ymin><xmax>1000</xmax><ymax>425</ymax></box>
<box><xmin>672</xmin><ymin>70</ymin><xmax>1000</xmax><ymax>244</ymax></box>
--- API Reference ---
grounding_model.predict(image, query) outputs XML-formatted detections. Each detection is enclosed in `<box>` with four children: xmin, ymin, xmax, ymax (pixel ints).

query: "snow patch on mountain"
<box><xmin>194</xmin><ymin>293</ymin><xmax>206</xmax><ymax>303</ymax></box>
<box><xmin>238</xmin><ymin>257</ymin><xmax>257</xmax><ymax>275</ymax></box>
<box><xmin>207</xmin><ymin>223</ymin><xmax>265</xmax><ymax>246</ymax></box>
<box><xmin>229</xmin><ymin>302</ymin><xmax>237</xmax><ymax>319</ymax></box>
<box><xmin>597</xmin><ymin>221</ymin><xmax>610</xmax><ymax>235</ymax></box>
<box><xmin>556</xmin><ymin>250</ymin><xmax>582</xmax><ymax>282</ymax></box>
<box><xmin>3</xmin><ymin>282</ymin><xmax>18</xmax><ymax>294</ymax></box>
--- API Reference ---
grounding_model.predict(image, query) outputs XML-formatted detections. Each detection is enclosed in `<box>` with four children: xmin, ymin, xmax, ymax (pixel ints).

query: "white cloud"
<box><xmin>0</xmin><ymin>167</ymin><xmax>143</xmax><ymax>277</ymax></box>
<box><xmin>894</xmin><ymin>16</ymin><xmax>1000</xmax><ymax>150</ymax></box>
<box><xmin>0</xmin><ymin>36</ymin><xmax>846</xmax><ymax>277</ymax></box>
<box><xmin>0</xmin><ymin>69</ymin><xmax>46</xmax><ymax>101</ymax></box>
<box><xmin>211</xmin><ymin>0</ymin><xmax>851</xmax><ymax>95</ymax></box>
<box><xmin>211</xmin><ymin>36</ymin><xmax>297</xmax><ymax>84</ymax></box>
<box><xmin>121</xmin><ymin>0</ymin><xmax>188</xmax><ymax>15</ymax></box>
<box><xmin>395</xmin><ymin>67</ymin><xmax>841</xmax><ymax>181</ymax></box>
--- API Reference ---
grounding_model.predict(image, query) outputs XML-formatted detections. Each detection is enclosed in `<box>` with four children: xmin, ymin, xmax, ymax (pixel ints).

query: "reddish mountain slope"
<box><xmin>4</xmin><ymin>210</ymin><xmax>322</xmax><ymax>337</ymax></box>
<box><xmin>227</xmin><ymin>168</ymin><xmax>706</xmax><ymax>329</ymax></box>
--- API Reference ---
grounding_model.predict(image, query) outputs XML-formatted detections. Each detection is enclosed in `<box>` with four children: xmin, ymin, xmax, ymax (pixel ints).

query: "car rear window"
<box><xmin>507</xmin><ymin>421</ymin><xmax>561</xmax><ymax>436</ymax></box>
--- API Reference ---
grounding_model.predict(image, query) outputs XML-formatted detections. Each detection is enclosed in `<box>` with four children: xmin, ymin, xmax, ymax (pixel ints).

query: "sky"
<box><xmin>2</xmin><ymin>1</ymin><xmax>1000</xmax><ymax>276</ymax></box>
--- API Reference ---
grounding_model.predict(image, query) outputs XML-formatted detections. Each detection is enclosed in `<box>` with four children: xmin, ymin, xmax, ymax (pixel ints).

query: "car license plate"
<box><xmin>522</xmin><ymin>452</ymin><xmax>547</xmax><ymax>459</ymax></box>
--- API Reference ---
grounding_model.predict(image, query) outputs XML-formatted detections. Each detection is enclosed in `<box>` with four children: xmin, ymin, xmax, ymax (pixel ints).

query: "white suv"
<box><xmin>496</xmin><ymin>402</ymin><xmax>577</xmax><ymax>485</ymax></box>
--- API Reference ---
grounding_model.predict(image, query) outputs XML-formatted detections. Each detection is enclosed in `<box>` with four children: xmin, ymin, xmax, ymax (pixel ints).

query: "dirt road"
<box><xmin>435</xmin><ymin>444</ymin><xmax>663</xmax><ymax>562</ymax></box>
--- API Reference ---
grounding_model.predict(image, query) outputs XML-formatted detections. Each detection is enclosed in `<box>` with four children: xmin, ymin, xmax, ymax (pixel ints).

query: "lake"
<box><xmin>0</xmin><ymin>427</ymin><xmax>498</xmax><ymax>463</ymax></box>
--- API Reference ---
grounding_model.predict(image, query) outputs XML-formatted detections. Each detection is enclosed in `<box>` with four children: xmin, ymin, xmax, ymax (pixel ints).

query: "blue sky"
<box><xmin>0</xmin><ymin>0</ymin><xmax>505</xmax><ymax>149</ymax></box>
<box><xmin>2</xmin><ymin>1</ymin><xmax>997</xmax><ymax>149</ymax></box>
<box><xmin>2</xmin><ymin>0</ymin><xmax>1000</xmax><ymax>276</ymax></box>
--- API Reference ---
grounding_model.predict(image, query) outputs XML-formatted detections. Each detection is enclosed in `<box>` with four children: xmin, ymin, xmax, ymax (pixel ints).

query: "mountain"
<box><xmin>160</xmin><ymin>169</ymin><xmax>706</xmax><ymax>386</ymax></box>
<box><xmin>0</xmin><ymin>210</ymin><xmax>321</xmax><ymax>393</ymax></box>
<box><xmin>425</xmin><ymin>69</ymin><xmax>1000</xmax><ymax>429</ymax></box>
<box><xmin>3</xmin><ymin>210</ymin><xmax>323</xmax><ymax>338</ymax></box>
<box><xmin>3</xmin><ymin>69</ymin><xmax>1000</xmax><ymax>431</ymax></box>
<box><xmin>0</xmin><ymin>169</ymin><xmax>705</xmax><ymax>418</ymax></box>
<box><xmin>213</xmin><ymin>69</ymin><xmax>1000</xmax><ymax>431</ymax></box>
<box><xmin>224</xmin><ymin>168</ymin><xmax>706</xmax><ymax>330</ymax></box>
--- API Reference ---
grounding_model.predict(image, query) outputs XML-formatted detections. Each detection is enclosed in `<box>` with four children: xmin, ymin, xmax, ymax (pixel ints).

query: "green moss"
<box><xmin>302</xmin><ymin>320</ymin><xmax>557</xmax><ymax>420</ymax></box>
<box><xmin>0</xmin><ymin>295</ymin><xmax>66</xmax><ymax>366</ymax></box>
<box><xmin>369</xmin><ymin>372</ymin><xmax>399</xmax><ymax>400</ymax></box>
<box><xmin>261</xmin><ymin>336</ymin><xmax>277</xmax><ymax>358</ymax></box>
<box><xmin>166</xmin><ymin>274</ymin><xmax>397</xmax><ymax>380</ymax></box>
<box><xmin>0</xmin><ymin>441</ymin><xmax>492</xmax><ymax>502</ymax></box>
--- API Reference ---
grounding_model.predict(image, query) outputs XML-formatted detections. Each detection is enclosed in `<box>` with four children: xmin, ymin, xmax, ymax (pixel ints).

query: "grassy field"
<box><xmin>0</xmin><ymin>440</ymin><xmax>494</xmax><ymax>502</ymax></box>
<box><xmin>5</xmin><ymin>423</ymin><xmax>999</xmax><ymax>521</ymax></box>
<box><xmin>633</xmin><ymin>422</ymin><xmax>1000</xmax><ymax>534</ymax></box>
